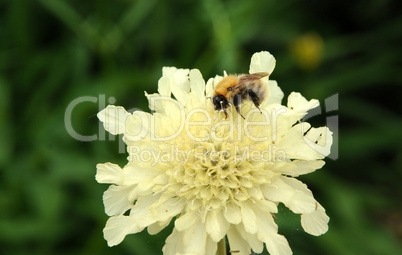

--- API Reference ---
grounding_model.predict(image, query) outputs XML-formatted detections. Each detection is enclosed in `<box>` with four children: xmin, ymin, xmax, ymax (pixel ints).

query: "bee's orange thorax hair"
<box><xmin>214</xmin><ymin>76</ymin><xmax>239</xmax><ymax>96</ymax></box>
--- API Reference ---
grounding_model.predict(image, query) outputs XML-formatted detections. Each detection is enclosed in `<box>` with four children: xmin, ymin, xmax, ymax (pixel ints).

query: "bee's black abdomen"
<box><xmin>247</xmin><ymin>89</ymin><xmax>260</xmax><ymax>107</ymax></box>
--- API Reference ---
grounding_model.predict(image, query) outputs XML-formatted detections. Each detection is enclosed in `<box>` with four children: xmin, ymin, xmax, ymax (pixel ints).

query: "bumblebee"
<box><xmin>212</xmin><ymin>72</ymin><xmax>269</xmax><ymax>119</ymax></box>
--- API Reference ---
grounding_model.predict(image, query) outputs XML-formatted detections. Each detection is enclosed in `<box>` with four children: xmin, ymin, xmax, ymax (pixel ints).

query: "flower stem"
<box><xmin>216</xmin><ymin>238</ymin><xmax>226</xmax><ymax>255</ymax></box>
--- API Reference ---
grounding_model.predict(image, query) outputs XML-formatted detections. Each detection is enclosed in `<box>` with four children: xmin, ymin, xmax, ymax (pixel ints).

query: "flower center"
<box><xmin>159</xmin><ymin>105</ymin><xmax>279</xmax><ymax>210</ymax></box>
<box><xmin>164</xmin><ymin>138</ymin><xmax>273</xmax><ymax>210</ymax></box>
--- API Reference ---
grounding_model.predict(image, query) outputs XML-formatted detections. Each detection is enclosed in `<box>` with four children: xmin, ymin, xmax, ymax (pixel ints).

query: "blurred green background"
<box><xmin>1</xmin><ymin>0</ymin><xmax>401</xmax><ymax>254</ymax></box>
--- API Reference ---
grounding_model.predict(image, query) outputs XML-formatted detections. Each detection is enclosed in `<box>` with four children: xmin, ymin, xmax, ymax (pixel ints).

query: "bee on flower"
<box><xmin>212</xmin><ymin>71</ymin><xmax>269</xmax><ymax>119</ymax></box>
<box><xmin>96</xmin><ymin>51</ymin><xmax>333</xmax><ymax>255</ymax></box>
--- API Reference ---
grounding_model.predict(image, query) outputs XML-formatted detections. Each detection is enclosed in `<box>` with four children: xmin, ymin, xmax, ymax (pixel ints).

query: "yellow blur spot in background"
<box><xmin>291</xmin><ymin>33</ymin><xmax>324</xmax><ymax>70</ymax></box>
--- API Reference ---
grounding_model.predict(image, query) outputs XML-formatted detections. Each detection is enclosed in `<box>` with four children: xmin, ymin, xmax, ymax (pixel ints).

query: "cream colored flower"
<box><xmin>96</xmin><ymin>51</ymin><xmax>332</xmax><ymax>255</ymax></box>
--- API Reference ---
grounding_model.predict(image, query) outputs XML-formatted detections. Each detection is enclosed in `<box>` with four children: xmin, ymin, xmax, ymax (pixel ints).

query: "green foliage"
<box><xmin>1</xmin><ymin>0</ymin><xmax>401</xmax><ymax>254</ymax></box>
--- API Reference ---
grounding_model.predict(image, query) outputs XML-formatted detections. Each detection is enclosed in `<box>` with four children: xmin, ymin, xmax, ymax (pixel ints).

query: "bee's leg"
<box><xmin>234</xmin><ymin>93</ymin><xmax>245</xmax><ymax>119</ymax></box>
<box><xmin>219</xmin><ymin>99</ymin><xmax>229</xmax><ymax>119</ymax></box>
<box><xmin>247</xmin><ymin>89</ymin><xmax>262</xmax><ymax>114</ymax></box>
<box><xmin>223</xmin><ymin>108</ymin><xmax>228</xmax><ymax>119</ymax></box>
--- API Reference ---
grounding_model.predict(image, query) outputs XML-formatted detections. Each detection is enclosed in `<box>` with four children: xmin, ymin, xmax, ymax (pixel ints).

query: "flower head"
<box><xmin>96</xmin><ymin>51</ymin><xmax>332</xmax><ymax>255</ymax></box>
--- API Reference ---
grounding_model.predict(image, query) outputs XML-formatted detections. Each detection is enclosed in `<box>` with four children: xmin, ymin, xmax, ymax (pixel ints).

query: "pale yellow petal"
<box><xmin>122</xmin><ymin>164</ymin><xmax>161</xmax><ymax>186</ymax></box>
<box><xmin>127</xmin><ymin>180</ymin><xmax>154</xmax><ymax>201</ymax></box>
<box><xmin>150</xmin><ymin>196</ymin><xmax>186</xmax><ymax>222</ymax></box>
<box><xmin>103</xmin><ymin>215</ymin><xmax>140</xmax><ymax>247</ymax></box>
<box><xmin>163</xmin><ymin>228</ymin><xmax>182</xmax><ymax>255</ymax></box>
<box><xmin>227</xmin><ymin>225</ymin><xmax>252</xmax><ymax>255</ymax></box>
<box><xmin>130</xmin><ymin>193</ymin><xmax>160</xmax><ymax>218</ymax></box>
<box><xmin>265</xmin><ymin>234</ymin><xmax>292</xmax><ymax>255</ymax></box>
<box><xmin>249</xmin><ymin>51</ymin><xmax>276</xmax><ymax>75</ymax></box>
<box><xmin>301</xmin><ymin>202</ymin><xmax>329</xmax><ymax>236</ymax></box>
<box><xmin>204</xmin><ymin>236</ymin><xmax>217</xmax><ymax>255</ymax></box>
<box><xmin>253</xmin><ymin>207</ymin><xmax>292</xmax><ymax>255</ymax></box>
<box><xmin>162</xmin><ymin>66</ymin><xmax>178</xmax><ymax>76</ymax></box>
<box><xmin>304</xmin><ymin>126</ymin><xmax>333</xmax><ymax>157</ymax></box>
<box><xmin>96</xmin><ymin>163</ymin><xmax>124</xmax><ymax>185</ymax></box>
<box><xmin>144</xmin><ymin>92</ymin><xmax>165</xmax><ymax>113</ymax></box>
<box><xmin>170</xmin><ymin>68</ymin><xmax>190</xmax><ymax>104</ymax></box>
<box><xmin>158</xmin><ymin>66</ymin><xmax>178</xmax><ymax>96</ymax></box>
<box><xmin>189</xmin><ymin>69</ymin><xmax>205</xmax><ymax>98</ymax></box>
<box><xmin>175</xmin><ymin>210</ymin><xmax>198</xmax><ymax>231</ymax></box>
<box><xmin>264</xmin><ymin>104</ymin><xmax>299</xmax><ymax>140</ymax></box>
<box><xmin>254</xmin><ymin>206</ymin><xmax>278</xmax><ymax>237</ymax></box>
<box><xmin>261</xmin><ymin>176</ymin><xmax>316</xmax><ymax>214</ymax></box>
<box><xmin>274</xmin><ymin>160</ymin><xmax>325</xmax><ymax>177</ymax></box>
<box><xmin>124</xmin><ymin>111</ymin><xmax>152</xmax><ymax>142</ymax></box>
<box><xmin>97</xmin><ymin>105</ymin><xmax>130</xmax><ymax>135</ymax></box>
<box><xmin>205</xmin><ymin>78</ymin><xmax>215</xmax><ymax>98</ymax></box>
<box><xmin>287</xmin><ymin>92</ymin><xmax>319</xmax><ymax>114</ymax></box>
<box><xmin>147</xmin><ymin>219</ymin><xmax>171</xmax><ymax>235</ymax></box>
<box><xmin>278</xmin><ymin>122</ymin><xmax>331</xmax><ymax>160</ymax></box>
<box><xmin>241</xmin><ymin>204</ymin><xmax>258</xmax><ymax>234</ymax></box>
<box><xmin>158</xmin><ymin>76</ymin><xmax>171</xmax><ymax>97</ymax></box>
<box><xmin>235</xmin><ymin>223</ymin><xmax>264</xmax><ymax>253</ymax></box>
<box><xmin>205</xmin><ymin>209</ymin><xmax>230</xmax><ymax>242</ymax></box>
<box><xmin>103</xmin><ymin>185</ymin><xmax>134</xmax><ymax>216</ymax></box>
<box><xmin>257</xmin><ymin>199</ymin><xmax>278</xmax><ymax>213</ymax></box>
<box><xmin>264</xmin><ymin>80</ymin><xmax>284</xmax><ymax>105</ymax></box>
<box><xmin>224</xmin><ymin>202</ymin><xmax>242</xmax><ymax>224</ymax></box>
<box><xmin>181</xmin><ymin>220</ymin><xmax>207</xmax><ymax>254</ymax></box>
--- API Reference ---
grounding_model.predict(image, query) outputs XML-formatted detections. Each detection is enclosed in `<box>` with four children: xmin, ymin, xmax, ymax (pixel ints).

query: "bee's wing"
<box><xmin>232</xmin><ymin>72</ymin><xmax>269</xmax><ymax>89</ymax></box>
